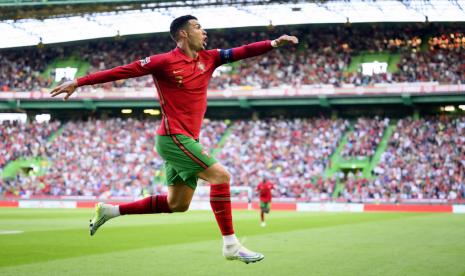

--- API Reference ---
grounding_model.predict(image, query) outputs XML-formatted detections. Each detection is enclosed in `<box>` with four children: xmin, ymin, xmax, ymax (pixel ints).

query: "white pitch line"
<box><xmin>0</xmin><ymin>230</ymin><xmax>24</xmax><ymax>235</ymax></box>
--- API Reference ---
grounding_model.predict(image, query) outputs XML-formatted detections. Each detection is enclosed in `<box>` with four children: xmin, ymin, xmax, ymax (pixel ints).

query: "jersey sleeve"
<box><xmin>77</xmin><ymin>54</ymin><xmax>164</xmax><ymax>87</ymax></box>
<box><xmin>215</xmin><ymin>40</ymin><xmax>273</xmax><ymax>66</ymax></box>
<box><xmin>206</xmin><ymin>49</ymin><xmax>222</xmax><ymax>67</ymax></box>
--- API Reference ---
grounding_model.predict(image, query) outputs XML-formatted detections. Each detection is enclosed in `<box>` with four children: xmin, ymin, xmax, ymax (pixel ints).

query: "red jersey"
<box><xmin>77</xmin><ymin>41</ymin><xmax>273</xmax><ymax>139</ymax></box>
<box><xmin>257</xmin><ymin>181</ymin><xmax>274</xmax><ymax>202</ymax></box>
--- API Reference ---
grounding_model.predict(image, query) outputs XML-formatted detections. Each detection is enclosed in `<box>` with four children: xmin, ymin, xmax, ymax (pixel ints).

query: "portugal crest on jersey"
<box><xmin>197</xmin><ymin>62</ymin><xmax>206</xmax><ymax>73</ymax></box>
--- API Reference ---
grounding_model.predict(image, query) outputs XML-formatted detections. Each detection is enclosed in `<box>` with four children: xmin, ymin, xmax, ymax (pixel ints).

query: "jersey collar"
<box><xmin>173</xmin><ymin>47</ymin><xmax>199</xmax><ymax>62</ymax></box>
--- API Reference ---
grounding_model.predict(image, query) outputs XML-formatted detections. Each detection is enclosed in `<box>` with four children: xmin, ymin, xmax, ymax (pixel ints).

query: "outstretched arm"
<box><xmin>50</xmin><ymin>56</ymin><xmax>161</xmax><ymax>100</ymax></box>
<box><xmin>218</xmin><ymin>34</ymin><xmax>298</xmax><ymax>65</ymax></box>
<box><xmin>50</xmin><ymin>79</ymin><xmax>78</xmax><ymax>100</ymax></box>
<box><xmin>270</xmin><ymin>34</ymin><xmax>299</xmax><ymax>48</ymax></box>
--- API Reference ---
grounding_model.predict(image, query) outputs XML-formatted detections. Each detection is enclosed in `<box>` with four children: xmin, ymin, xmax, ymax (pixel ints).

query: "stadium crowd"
<box><xmin>0</xmin><ymin>120</ymin><xmax>61</xmax><ymax>169</ymax></box>
<box><xmin>1</xmin><ymin>48</ymin><xmax>52</xmax><ymax>92</ymax></box>
<box><xmin>1</xmin><ymin>23</ymin><xmax>464</xmax><ymax>92</ymax></box>
<box><xmin>0</xmin><ymin>118</ymin><xmax>227</xmax><ymax>198</ymax></box>
<box><xmin>218</xmin><ymin>118</ymin><xmax>348</xmax><ymax>200</ymax></box>
<box><xmin>1</xmin><ymin>118</ymin><xmax>161</xmax><ymax>197</ymax></box>
<box><xmin>340</xmin><ymin>116</ymin><xmax>465</xmax><ymax>202</ymax></box>
<box><xmin>341</xmin><ymin>117</ymin><xmax>389</xmax><ymax>159</ymax></box>
<box><xmin>1</xmin><ymin>116</ymin><xmax>464</xmax><ymax>202</ymax></box>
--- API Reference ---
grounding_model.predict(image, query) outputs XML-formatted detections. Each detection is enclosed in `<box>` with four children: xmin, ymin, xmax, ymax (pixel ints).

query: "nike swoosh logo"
<box><xmin>173</xmin><ymin>69</ymin><xmax>184</xmax><ymax>74</ymax></box>
<box><xmin>214</xmin><ymin>210</ymin><xmax>225</xmax><ymax>214</ymax></box>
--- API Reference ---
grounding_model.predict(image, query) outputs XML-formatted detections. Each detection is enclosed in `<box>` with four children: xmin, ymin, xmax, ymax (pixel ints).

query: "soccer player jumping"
<box><xmin>51</xmin><ymin>15</ymin><xmax>298</xmax><ymax>264</ymax></box>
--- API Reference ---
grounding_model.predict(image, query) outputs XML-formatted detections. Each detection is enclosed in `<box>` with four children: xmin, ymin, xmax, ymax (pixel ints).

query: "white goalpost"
<box><xmin>193</xmin><ymin>185</ymin><xmax>253</xmax><ymax>210</ymax></box>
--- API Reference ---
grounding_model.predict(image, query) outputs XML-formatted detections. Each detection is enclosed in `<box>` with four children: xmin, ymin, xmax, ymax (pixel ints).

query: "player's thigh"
<box><xmin>164</xmin><ymin>161</ymin><xmax>196</xmax><ymax>189</ymax></box>
<box><xmin>168</xmin><ymin>182</ymin><xmax>195</xmax><ymax>208</ymax></box>
<box><xmin>157</xmin><ymin>134</ymin><xmax>217</xmax><ymax>189</ymax></box>
<box><xmin>197</xmin><ymin>162</ymin><xmax>230</xmax><ymax>184</ymax></box>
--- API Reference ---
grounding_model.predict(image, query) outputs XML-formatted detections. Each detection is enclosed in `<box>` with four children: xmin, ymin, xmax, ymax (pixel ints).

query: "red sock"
<box><xmin>210</xmin><ymin>183</ymin><xmax>234</xmax><ymax>236</ymax></box>
<box><xmin>119</xmin><ymin>195</ymin><xmax>172</xmax><ymax>215</ymax></box>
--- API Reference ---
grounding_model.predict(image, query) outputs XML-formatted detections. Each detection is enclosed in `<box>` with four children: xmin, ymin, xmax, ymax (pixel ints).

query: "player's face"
<box><xmin>185</xmin><ymin>19</ymin><xmax>207</xmax><ymax>51</ymax></box>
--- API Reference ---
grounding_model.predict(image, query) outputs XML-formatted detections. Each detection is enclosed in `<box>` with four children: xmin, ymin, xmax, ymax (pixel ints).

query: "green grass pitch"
<box><xmin>0</xmin><ymin>208</ymin><xmax>465</xmax><ymax>276</ymax></box>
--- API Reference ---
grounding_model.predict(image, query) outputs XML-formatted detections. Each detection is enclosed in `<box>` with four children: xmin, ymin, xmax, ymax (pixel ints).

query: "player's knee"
<box><xmin>200</xmin><ymin>164</ymin><xmax>231</xmax><ymax>184</ymax></box>
<box><xmin>222</xmin><ymin>172</ymin><xmax>231</xmax><ymax>184</ymax></box>
<box><xmin>217</xmin><ymin>170</ymin><xmax>230</xmax><ymax>184</ymax></box>
<box><xmin>208</xmin><ymin>170</ymin><xmax>231</xmax><ymax>184</ymax></box>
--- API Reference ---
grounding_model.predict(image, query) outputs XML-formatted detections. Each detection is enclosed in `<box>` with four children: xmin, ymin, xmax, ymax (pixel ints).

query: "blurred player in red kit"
<box><xmin>257</xmin><ymin>178</ymin><xmax>274</xmax><ymax>227</ymax></box>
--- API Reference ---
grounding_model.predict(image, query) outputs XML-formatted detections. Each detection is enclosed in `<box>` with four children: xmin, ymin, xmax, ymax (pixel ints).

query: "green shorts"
<box><xmin>156</xmin><ymin>134</ymin><xmax>217</xmax><ymax>190</ymax></box>
<box><xmin>260</xmin><ymin>202</ymin><xmax>271</xmax><ymax>213</ymax></box>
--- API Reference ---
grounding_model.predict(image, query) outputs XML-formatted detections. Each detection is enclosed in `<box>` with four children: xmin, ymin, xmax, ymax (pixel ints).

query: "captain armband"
<box><xmin>218</xmin><ymin>48</ymin><xmax>233</xmax><ymax>64</ymax></box>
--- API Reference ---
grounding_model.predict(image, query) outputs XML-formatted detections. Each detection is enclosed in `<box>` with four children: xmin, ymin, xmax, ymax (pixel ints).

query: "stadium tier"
<box><xmin>1</xmin><ymin>116</ymin><xmax>464</xmax><ymax>203</ymax></box>
<box><xmin>0</xmin><ymin>12</ymin><xmax>464</xmax><ymax>205</ymax></box>
<box><xmin>1</xmin><ymin>22</ymin><xmax>464</xmax><ymax>94</ymax></box>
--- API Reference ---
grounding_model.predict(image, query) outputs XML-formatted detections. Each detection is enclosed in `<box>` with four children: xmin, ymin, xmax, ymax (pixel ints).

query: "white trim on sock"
<box><xmin>223</xmin><ymin>234</ymin><xmax>239</xmax><ymax>246</ymax></box>
<box><xmin>106</xmin><ymin>205</ymin><xmax>120</xmax><ymax>218</ymax></box>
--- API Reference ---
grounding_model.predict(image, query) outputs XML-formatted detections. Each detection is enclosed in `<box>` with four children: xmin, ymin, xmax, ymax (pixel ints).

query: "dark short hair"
<box><xmin>170</xmin><ymin>15</ymin><xmax>197</xmax><ymax>41</ymax></box>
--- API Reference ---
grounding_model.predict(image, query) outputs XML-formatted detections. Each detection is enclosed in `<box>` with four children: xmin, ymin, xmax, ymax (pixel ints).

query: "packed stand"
<box><xmin>303</xmin><ymin>175</ymin><xmax>338</xmax><ymax>202</ymax></box>
<box><xmin>0</xmin><ymin>118</ymin><xmax>229</xmax><ymax>198</ymax></box>
<box><xmin>0</xmin><ymin>119</ymin><xmax>61</xmax><ymax>197</ymax></box>
<box><xmin>395</xmin><ymin>29</ymin><xmax>465</xmax><ymax>84</ymax></box>
<box><xmin>1</xmin><ymin>23</ymin><xmax>464</xmax><ymax>92</ymax></box>
<box><xmin>341</xmin><ymin>117</ymin><xmax>389</xmax><ymax>159</ymax></box>
<box><xmin>2</xmin><ymin>116</ymin><xmax>465</xmax><ymax>202</ymax></box>
<box><xmin>342</xmin><ymin>116</ymin><xmax>465</xmax><ymax>202</ymax></box>
<box><xmin>218</xmin><ymin>118</ymin><xmax>348</xmax><ymax>200</ymax></box>
<box><xmin>0</xmin><ymin>120</ymin><xmax>61</xmax><ymax>169</ymax></box>
<box><xmin>339</xmin><ymin>170</ymin><xmax>370</xmax><ymax>202</ymax></box>
<box><xmin>199</xmin><ymin>119</ymin><xmax>229</xmax><ymax>154</ymax></box>
<box><xmin>0</xmin><ymin>48</ymin><xmax>55</xmax><ymax>92</ymax></box>
<box><xmin>1</xmin><ymin>118</ymin><xmax>162</xmax><ymax>197</ymax></box>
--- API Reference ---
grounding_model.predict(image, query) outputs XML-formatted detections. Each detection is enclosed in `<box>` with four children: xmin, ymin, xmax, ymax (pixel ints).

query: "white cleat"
<box><xmin>223</xmin><ymin>243</ymin><xmax>264</xmax><ymax>264</ymax></box>
<box><xmin>89</xmin><ymin>203</ymin><xmax>111</xmax><ymax>236</ymax></box>
<box><xmin>261</xmin><ymin>222</ymin><xmax>266</xmax><ymax>227</ymax></box>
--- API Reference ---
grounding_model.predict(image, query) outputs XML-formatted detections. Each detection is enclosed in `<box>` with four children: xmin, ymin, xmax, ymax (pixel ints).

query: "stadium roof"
<box><xmin>1</xmin><ymin>0</ymin><xmax>465</xmax><ymax>49</ymax></box>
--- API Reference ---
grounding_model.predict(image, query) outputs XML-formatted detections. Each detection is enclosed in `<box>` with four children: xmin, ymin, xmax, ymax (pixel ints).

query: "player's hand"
<box><xmin>50</xmin><ymin>80</ymin><xmax>78</xmax><ymax>100</ymax></box>
<box><xmin>271</xmin><ymin>35</ymin><xmax>299</xmax><ymax>48</ymax></box>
